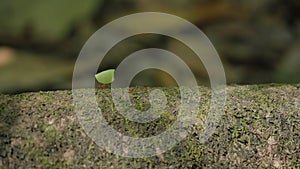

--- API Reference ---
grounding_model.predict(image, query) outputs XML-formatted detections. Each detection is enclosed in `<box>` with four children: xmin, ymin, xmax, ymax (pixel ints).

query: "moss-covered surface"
<box><xmin>0</xmin><ymin>84</ymin><xmax>299</xmax><ymax>168</ymax></box>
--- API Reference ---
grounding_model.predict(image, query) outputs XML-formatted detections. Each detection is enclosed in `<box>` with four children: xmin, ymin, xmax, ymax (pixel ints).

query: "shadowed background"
<box><xmin>0</xmin><ymin>0</ymin><xmax>300</xmax><ymax>94</ymax></box>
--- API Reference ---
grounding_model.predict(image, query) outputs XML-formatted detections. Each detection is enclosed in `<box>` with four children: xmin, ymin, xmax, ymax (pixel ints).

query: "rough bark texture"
<box><xmin>0</xmin><ymin>84</ymin><xmax>299</xmax><ymax>168</ymax></box>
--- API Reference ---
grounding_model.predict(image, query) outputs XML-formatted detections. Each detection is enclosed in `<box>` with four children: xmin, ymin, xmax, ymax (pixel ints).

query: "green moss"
<box><xmin>44</xmin><ymin>126</ymin><xmax>62</xmax><ymax>142</ymax></box>
<box><xmin>0</xmin><ymin>84</ymin><xmax>299</xmax><ymax>168</ymax></box>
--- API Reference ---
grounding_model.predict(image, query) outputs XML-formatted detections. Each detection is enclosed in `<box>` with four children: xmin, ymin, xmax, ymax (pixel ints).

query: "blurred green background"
<box><xmin>0</xmin><ymin>0</ymin><xmax>299</xmax><ymax>94</ymax></box>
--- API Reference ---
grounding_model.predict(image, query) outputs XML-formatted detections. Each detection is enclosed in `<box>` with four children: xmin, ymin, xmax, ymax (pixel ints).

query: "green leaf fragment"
<box><xmin>95</xmin><ymin>69</ymin><xmax>115</xmax><ymax>84</ymax></box>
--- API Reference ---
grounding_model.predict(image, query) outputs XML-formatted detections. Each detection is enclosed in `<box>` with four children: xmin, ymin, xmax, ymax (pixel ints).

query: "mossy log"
<box><xmin>0</xmin><ymin>84</ymin><xmax>299</xmax><ymax>168</ymax></box>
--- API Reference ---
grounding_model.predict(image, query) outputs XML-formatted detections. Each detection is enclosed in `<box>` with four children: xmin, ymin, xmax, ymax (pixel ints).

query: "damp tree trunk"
<box><xmin>0</xmin><ymin>84</ymin><xmax>299</xmax><ymax>168</ymax></box>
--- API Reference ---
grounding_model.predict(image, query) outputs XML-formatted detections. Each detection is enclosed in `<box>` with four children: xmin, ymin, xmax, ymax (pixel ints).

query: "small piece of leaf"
<box><xmin>95</xmin><ymin>69</ymin><xmax>115</xmax><ymax>84</ymax></box>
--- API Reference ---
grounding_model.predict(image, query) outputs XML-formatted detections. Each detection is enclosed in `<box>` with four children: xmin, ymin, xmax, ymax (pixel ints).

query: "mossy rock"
<box><xmin>0</xmin><ymin>84</ymin><xmax>299</xmax><ymax>168</ymax></box>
